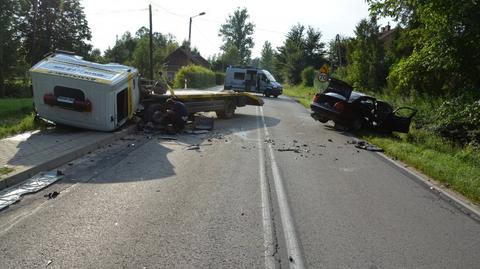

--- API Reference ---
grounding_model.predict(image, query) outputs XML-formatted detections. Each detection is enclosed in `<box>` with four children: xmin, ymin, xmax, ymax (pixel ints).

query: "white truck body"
<box><xmin>30</xmin><ymin>52</ymin><xmax>140</xmax><ymax>131</ymax></box>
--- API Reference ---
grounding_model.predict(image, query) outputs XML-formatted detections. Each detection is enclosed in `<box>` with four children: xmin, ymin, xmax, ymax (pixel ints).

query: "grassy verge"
<box><xmin>0</xmin><ymin>98</ymin><xmax>44</xmax><ymax>139</ymax></box>
<box><xmin>284</xmin><ymin>85</ymin><xmax>480</xmax><ymax>203</ymax></box>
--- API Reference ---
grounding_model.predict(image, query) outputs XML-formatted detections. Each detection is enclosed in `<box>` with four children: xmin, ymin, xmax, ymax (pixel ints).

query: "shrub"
<box><xmin>301</xmin><ymin>66</ymin><xmax>315</xmax><ymax>87</ymax></box>
<box><xmin>215</xmin><ymin>72</ymin><xmax>225</xmax><ymax>85</ymax></box>
<box><xmin>173</xmin><ymin>65</ymin><xmax>215</xmax><ymax>89</ymax></box>
<box><xmin>434</xmin><ymin>96</ymin><xmax>480</xmax><ymax>147</ymax></box>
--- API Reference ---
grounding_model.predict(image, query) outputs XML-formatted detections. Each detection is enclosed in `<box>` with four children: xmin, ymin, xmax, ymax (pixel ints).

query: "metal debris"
<box><xmin>44</xmin><ymin>191</ymin><xmax>60</xmax><ymax>199</ymax></box>
<box><xmin>194</xmin><ymin>116</ymin><xmax>214</xmax><ymax>130</ymax></box>
<box><xmin>277</xmin><ymin>148</ymin><xmax>301</xmax><ymax>153</ymax></box>
<box><xmin>0</xmin><ymin>170</ymin><xmax>63</xmax><ymax>210</ymax></box>
<box><xmin>186</xmin><ymin>144</ymin><xmax>200</xmax><ymax>150</ymax></box>
<box><xmin>349</xmin><ymin>139</ymin><xmax>384</xmax><ymax>152</ymax></box>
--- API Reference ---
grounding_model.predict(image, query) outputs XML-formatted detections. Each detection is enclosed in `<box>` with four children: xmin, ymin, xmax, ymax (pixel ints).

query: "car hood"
<box><xmin>323</xmin><ymin>78</ymin><xmax>353</xmax><ymax>100</ymax></box>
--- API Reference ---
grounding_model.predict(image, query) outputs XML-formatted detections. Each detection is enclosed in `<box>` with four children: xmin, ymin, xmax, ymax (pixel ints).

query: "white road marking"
<box><xmin>256</xmin><ymin>107</ymin><xmax>277</xmax><ymax>269</ymax></box>
<box><xmin>259</xmin><ymin>107</ymin><xmax>306</xmax><ymax>269</ymax></box>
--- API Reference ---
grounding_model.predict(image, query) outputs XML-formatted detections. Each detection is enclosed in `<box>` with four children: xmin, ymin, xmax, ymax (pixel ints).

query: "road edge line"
<box><xmin>256</xmin><ymin>107</ymin><xmax>277</xmax><ymax>269</ymax></box>
<box><xmin>375</xmin><ymin>152</ymin><xmax>480</xmax><ymax>221</ymax></box>
<box><xmin>260</xmin><ymin>107</ymin><xmax>306</xmax><ymax>269</ymax></box>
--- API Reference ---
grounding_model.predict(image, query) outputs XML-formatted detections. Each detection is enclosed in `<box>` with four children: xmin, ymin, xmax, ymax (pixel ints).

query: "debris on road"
<box><xmin>44</xmin><ymin>191</ymin><xmax>60</xmax><ymax>199</ymax></box>
<box><xmin>0</xmin><ymin>170</ymin><xmax>63</xmax><ymax>210</ymax></box>
<box><xmin>46</xmin><ymin>259</ymin><xmax>53</xmax><ymax>267</ymax></box>
<box><xmin>328</xmin><ymin>139</ymin><xmax>333</xmax><ymax>142</ymax></box>
<box><xmin>159</xmin><ymin>136</ymin><xmax>178</xmax><ymax>141</ymax></box>
<box><xmin>277</xmin><ymin>148</ymin><xmax>301</xmax><ymax>153</ymax></box>
<box><xmin>194</xmin><ymin>116</ymin><xmax>214</xmax><ymax>130</ymax></box>
<box><xmin>348</xmin><ymin>139</ymin><xmax>384</xmax><ymax>152</ymax></box>
<box><xmin>186</xmin><ymin>144</ymin><xmax>200</xmax><ymax>150</ymax></box>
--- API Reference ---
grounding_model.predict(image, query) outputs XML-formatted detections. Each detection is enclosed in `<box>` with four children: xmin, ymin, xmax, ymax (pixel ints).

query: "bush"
<box><xmin>301</xmin><ymin>66</ymin><xmax>315</xmax><ymax>87</ymax></box>
<box><xmin>173</xmin><ymin>65</ymin><xmax>215</xmax><ymax>89</ymax></box>
<box><xmin>215</xmin><ymin>72</ymin><xmax>225</xmax><ymax>85</ymax></box>
<box><xmin>434</xmin><ymin>96</ymin><xmax>480</xmax><ymax>147</ymax></box>
<box><xmin>4</xmin><ymin>80</ymin><xmax>32</xmax><ymax>98</ymax></box>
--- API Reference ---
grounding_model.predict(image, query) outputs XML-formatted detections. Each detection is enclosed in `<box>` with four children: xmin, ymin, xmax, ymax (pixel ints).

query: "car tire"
<box><xmin>351</xmin><ymin>118</ymin><xmax>362</xmax><ymax>131</ymax></box>
<box><xmin>317</xmin><ymin>116</ymin><xmax>328</xmax><ymax>123</ymax></box>
<box><xmin>333</xmin><ymin>122</ymin><xmax>349</xmax><ymax>131</ymax></box>
<box><xmin>145</xmin><ymin>103</ymin><xmax>166</xmax><ymax>124</ymax></box>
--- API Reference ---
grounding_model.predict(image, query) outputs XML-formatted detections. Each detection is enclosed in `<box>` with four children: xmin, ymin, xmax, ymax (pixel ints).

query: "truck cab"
<box><xmin>224</xmin><ymin>66</ymin><xmax>283</xmax><ymax>97</ymax></box>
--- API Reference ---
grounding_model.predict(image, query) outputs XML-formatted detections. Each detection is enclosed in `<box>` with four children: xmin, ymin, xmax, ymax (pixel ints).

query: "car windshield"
<box><xmin>263</xmin><ymin>71</ymin><xmax>276</xmax><ymax>82</ymax></box>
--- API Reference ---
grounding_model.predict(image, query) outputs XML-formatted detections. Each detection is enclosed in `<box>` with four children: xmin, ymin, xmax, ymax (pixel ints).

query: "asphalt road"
<box><xmin>1</xmin><ymin>95</ymin><xmax>479</xmax><ymax>269</ymax></box>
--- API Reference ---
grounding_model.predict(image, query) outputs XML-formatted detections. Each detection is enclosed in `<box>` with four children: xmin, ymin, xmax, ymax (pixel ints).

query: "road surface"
<box><xmin>1</xmin><ymin>95</ymin><xmax>479</xmax><ymax>268</ymax></box>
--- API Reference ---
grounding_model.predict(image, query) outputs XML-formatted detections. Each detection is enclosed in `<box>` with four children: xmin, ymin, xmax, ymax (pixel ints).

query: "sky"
<box><xmin>81</xmin><ymin>0</ymin><xmax>382</xmax><ymax>59</ymax></box>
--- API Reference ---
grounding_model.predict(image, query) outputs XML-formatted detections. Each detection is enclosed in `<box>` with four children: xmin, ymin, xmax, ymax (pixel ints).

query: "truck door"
<box><xmin>245</xmin><ymin>70</ymin><xmax>257</xmax><ymax>92</ymax></box>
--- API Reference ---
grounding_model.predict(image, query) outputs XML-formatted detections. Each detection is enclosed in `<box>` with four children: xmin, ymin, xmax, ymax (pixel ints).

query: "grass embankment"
<box><xmin>0</xmin><ymin>98</ymin><xmax>42</xmax><ymax>139</ymax></box>
<box><xmin>284</xmin><ymin>85</ymin><xmax>480</xmax><ymax>203</ymax></box>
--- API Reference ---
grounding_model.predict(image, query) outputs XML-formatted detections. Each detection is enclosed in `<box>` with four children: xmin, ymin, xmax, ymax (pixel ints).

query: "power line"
<box><xmin>90</xmin><ymin>8</ymin><xmax>148</xmax><ymax>15</ymax></box>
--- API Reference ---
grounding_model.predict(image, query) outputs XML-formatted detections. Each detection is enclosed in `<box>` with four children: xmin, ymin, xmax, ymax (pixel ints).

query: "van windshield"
<box><xmin>263</xmin><ymin>71</ymin><xmax>276</xmax><ymax>82</ymax></box>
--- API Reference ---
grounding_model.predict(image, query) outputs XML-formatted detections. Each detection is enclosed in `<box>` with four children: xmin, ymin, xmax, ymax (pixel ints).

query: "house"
<box><xmin>379</xmin><ymin>23</ymin><xmax>395</xmax><ymax>47</ymax></box>
<box><xmin>163</xmin><ymin>46</ymin><xmax>210</xmax><ymax>83</ymax></box>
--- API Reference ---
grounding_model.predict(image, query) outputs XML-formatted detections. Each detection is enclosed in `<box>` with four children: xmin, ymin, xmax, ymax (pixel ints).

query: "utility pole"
<box><xmin>335</xmin><ymin>34</ymin><xmax>342</xmax><ymax>67</ymax></box>
<box><xmin>31</xmin><ymin>0</ymin><xmax>39</xmax><ymax>65</ymax></box>
<box><xmin>188</xmin><ymin>12</ymin><xmax>205</xmax><ymax>49</ymax></box>
<box><xmin>149</xmin><ymin>4</ymin><xmax>153</xmax><ymax>81</ymax></box>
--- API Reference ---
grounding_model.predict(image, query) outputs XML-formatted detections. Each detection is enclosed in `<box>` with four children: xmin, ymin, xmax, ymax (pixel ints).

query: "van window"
<box><xmin>234</xmin><ymin>72</ymin><xmax>245</xmax><ymax>80</ymax></box>
<box><xmin>54</xmin><ymin>86</ymin><xmax>85</xmax><ymax>101</ymax></box>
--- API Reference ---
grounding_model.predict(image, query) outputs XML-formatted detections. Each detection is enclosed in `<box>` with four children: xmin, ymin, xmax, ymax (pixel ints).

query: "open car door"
<box><xmin>378</xmin><ymin>107</ymin><xmax>417</xmax><ymax>133</ymax></box>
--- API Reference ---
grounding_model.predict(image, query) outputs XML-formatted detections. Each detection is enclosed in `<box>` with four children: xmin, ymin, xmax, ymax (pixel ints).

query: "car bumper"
<box><xmin>310</xmin><ymin>102</ymin><xmax>352</xmax><ymax>125</ymax></box>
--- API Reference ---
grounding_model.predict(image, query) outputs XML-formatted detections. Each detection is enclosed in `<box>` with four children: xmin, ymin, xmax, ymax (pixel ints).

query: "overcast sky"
<box><xmin>81</xmin><ymin>0</ymin><xmax>382</xmax><ymax>59</ymax></box>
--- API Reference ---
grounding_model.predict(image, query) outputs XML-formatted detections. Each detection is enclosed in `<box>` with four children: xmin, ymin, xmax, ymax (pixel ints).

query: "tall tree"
<box><xmin>0</xmin><ymin>0</ymin><xmax>21</xmax><ymax>97</ymax></box>
<box><xmin>219</xmin><ymin>7</ymin><xmax>255</xmax><ymax>65</ymax></box>
<box><xmin>20</xmin><ymin>0</ymin><xmax>92</xmax><ymax>64</ymax></box>
<box><xmin>259</xmin><ymin>41</ymin><xmax>274</xmax><ymax>71</ymax></box>
<box><xmin>275</xmin><ymin>24</ymin><xmax>326</xmax><ymax>84</ymax></box>
<box><xmin>349</xmin><ymin>17</ymin><xmax>385</xmax><ymax>91</ymax></box>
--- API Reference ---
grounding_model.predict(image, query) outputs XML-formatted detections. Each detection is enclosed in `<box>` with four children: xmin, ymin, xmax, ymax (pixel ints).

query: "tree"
<box><xmin>368</xmin><ymin>0</ymin><xmax>480</xmax><ymax>95</ymax></box>
<box><xmin>259</xmin><ymin>41</ymin><xmax>274</xmax><ymax>71</ymax></box>
<box><xmin>349</xmin><ymin>17</ymin><xmax>385</xmax><ymax>91</ymax></box>
<box><xmin>221</xmin><ymin>43</ymin><xmax>241</xmax><ymax>67</ymax></box>
<box><xmin>275</xmin><ymin>24</ymin><xmax>326</xmax><ymax>84</ymax></box>
<box><xmin>20</xmin><ymin>0</ymin><xmax>92</xmax><ymax>65</ymax></box>
<box><xmin>219</xmin><ymin>7</ymin><xmax>255</xmax><ymax>65</ymax></box>
<box><xmin>0</xmin><ymin>0</ymin><xmax>21</xmax><ymax>97</ymax></box>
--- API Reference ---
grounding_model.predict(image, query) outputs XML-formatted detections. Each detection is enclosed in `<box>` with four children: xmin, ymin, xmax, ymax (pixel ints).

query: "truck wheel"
<box><xmin>216</xmin><ymin>101</ymin><xmax>235</xmax><ymax>119</ymax></box>
<box><xmin>145</xmin><ymin>103</ymin><xmax>166</xmax><ymax>124</ymax></box>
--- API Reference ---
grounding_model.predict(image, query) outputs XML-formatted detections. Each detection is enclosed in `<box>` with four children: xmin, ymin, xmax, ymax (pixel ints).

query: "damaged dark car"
<box><xmin>310</xmin><ymin>78</ymin><xmax>417</xmax><ymax>133</ymax></box>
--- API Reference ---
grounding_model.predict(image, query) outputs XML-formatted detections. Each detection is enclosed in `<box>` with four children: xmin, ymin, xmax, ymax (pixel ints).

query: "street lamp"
<box><xmin>188</xmin><ymin>12</ymin><xmax>206</xmax><ymax>49</ymax></box>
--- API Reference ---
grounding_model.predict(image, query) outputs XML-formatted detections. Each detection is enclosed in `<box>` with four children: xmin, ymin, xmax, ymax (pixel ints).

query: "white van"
<box><xmin>30</xmin><ymin>52</ymin><xmax>140</xmax><ymax>131</ymax></box>
<box><xmin>224</xmin><ymin>66</ymin><xmax>283</xmax><ymax>97</ymax></box>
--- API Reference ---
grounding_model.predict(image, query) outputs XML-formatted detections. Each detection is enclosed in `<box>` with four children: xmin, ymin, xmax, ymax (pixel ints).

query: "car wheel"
<box><xmin>351</xmin><ymin>118</ymin><xmax>362</xmax><ymax>131</ymax></box>
<box><xmin>317</xmin><ymin>116</ymin><xmax>328</xmax><ymax>123</ymax></box>
<box><xmin>146</xmin><ymin>103</ymin><xmax>166</xmax><ymax>124</ymax></box>
<box><xmin>333</xmin><ymin>122</ymin><xmax>349</xmax><ymax>131</ymax></box>
<box><xmin>273</xmin><ymin>94</ymin><xmax>279</xmax><ymax>98</ymax></box>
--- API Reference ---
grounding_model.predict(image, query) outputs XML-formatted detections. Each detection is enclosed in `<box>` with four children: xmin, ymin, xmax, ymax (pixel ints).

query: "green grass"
<box><xmin>284</xmin><ymin>85</ymin><xmax>480</xmax><ymax>203</ymax></box>
<box><xmin>0</xmin><ymin>166</ymin><xmax>14</xmax><ymax>176</ymax></box>
<box><xmin>0</xmin><ymin>98</ymin><xmax>45</xmax><ymax>139</ymax></box>
<box><xmin>283</xmin><ymin>85</ymin><xmax>317</xmax><ymax>107</ymax></box>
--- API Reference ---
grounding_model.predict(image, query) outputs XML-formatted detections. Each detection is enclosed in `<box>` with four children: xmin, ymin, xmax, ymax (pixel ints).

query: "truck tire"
<box><xmin>216</xmin><ymin>101</ymin><xmax>235</xmax><ymax>119</ymax></box>
<box><xmin>145</xmin><ymin>103</ymin><xmax>166</xmax><ymax>124</ymax></box>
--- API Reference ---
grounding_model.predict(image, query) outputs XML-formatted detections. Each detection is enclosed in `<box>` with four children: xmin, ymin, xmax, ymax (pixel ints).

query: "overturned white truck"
<box><xmin>30</xmin><ymin>51</ymin><xmax>141</xmax><ymax>131</ymax></box>
<box><xmin>30</xmin><ymin>51</ymin><xmax>264</xmax><ymax>131</ymax></box>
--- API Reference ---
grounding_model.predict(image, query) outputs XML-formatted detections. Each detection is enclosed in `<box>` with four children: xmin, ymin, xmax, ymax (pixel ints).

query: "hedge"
<box><xmin>173</xmin><ymin>65</ymin><xmax>216</xmax><ymax>89</ymax></box>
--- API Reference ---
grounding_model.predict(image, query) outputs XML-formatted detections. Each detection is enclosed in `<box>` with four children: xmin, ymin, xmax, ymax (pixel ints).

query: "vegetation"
<box><xmin>173</xmin><ymin>65</ymin><xmax>215</xmax><ymax>89</ymax></box>
<box><xmin>0</xmin><ymin>98</ymin><xmax>48</xmax><ymax>139</ymax></box>
<box><xmin>218</xmin><ymin>7</ymin><xmax>255</xmax><ymax>65</ymax></box>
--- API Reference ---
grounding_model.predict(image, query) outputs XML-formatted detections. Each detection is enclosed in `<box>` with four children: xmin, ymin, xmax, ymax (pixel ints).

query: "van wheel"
<box><xmin>146</xmin><ymin>104</ymin><xmax>166</xmax><ymax>124</ymax></box>
<box><xmin>273</xmin><ymin>94</ymin><xmax>279</xmax><ymax>98</ymax></box>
